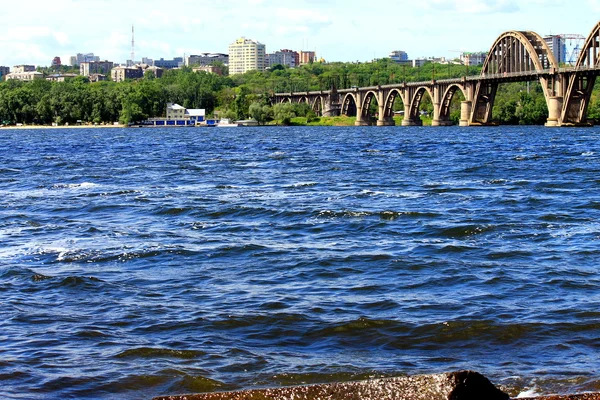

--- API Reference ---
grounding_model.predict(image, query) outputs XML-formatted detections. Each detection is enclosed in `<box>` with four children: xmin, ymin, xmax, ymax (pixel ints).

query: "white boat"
<box><xmin>216</xmin><ymin>118</ymin><xmax>240</xmax><ymax>127</ymax></box>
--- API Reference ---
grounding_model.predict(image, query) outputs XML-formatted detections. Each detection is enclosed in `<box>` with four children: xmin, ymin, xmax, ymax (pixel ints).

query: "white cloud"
<box><xmin>420</xmin><ymin>0</ymin><xmax>520</xmax><ymax>14</ymax></box>
<box><xmin>586</xmin><ymin>0</ymin><xmax>600</xmax><ymax>12</ymax></box>
<box><xmin>0</xmin><ymin>0</ymin><xmax>596</xmax><ymax>67</ymax></box>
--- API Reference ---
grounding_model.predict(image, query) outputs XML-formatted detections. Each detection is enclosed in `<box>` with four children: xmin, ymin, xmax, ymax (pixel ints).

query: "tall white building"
<box><xmin>228</xmin><ymin>38</ymin><xmax>266</xmax><ymax>75</ymax></box>
<box><xmin>544</xmin><ymin>35</ymin><xmax>567</xmax><ymax>64</ymax></box>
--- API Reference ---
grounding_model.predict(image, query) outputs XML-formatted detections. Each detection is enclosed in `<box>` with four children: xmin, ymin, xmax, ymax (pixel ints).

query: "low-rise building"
<box><xmin>192</xmin><ymin>65</ymin><xmax>223</xmax><ymax>75</ymax></box>
<box><xmin>13</xmin><ymin>65</ymin><xmax>36</xmax><ymax>73</ymax></box>
<box><xmin>5</xmin><ymin>70</ymin><xmax>44</xmax><ymax>81</ymax></box>
<box><xmin>111</xmin><ymin>64</ymin><xmax>163</xmax><ymax>82</ymax></box>
<box><xmin>142</xmin><ymin>103</ymin><xmax>206</xmax><ymax>126</ymax></box>
<box><xmin>46</xmin><ymin>73</ymin><xmax>78</xmax><ymax>82</ymax></box>
<box><xmin>89</xmin><ymin>74</ymin><xmax>108</xmax><ymax>83</ymax></box>
<box><xmin>166</xmin><ymin>103</ymin><xmax>186</xmax><ymax>119</ymax></box>
<box><xmin>460</xmin><ymin>52</ymin><xmax>488</xmax><ymax>66</ymax></box>
<box><xmin>412</xmin><ymin>58</ymin><xmax>428</xmax><ymax>68</ymax></box>
<box><xmin>412</xmin><ymin>56</ymin><xmax>450</xmax><ymax>67</ymax></box>
<box><xmin>111</xmin><ymin>66</ymin><xmax>144</xmax><ymax>82</ymax></box>
<box><xmin>389</xmin><ymin>50</ymin><xmax>409</xmax><ymax>63</ymax></box>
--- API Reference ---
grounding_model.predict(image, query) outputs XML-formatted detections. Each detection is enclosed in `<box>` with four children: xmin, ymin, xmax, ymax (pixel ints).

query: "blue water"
<box><xmin>1</xmin><ymin>126</ymin><xmax>600</xmax><ymax>399</ymax></box>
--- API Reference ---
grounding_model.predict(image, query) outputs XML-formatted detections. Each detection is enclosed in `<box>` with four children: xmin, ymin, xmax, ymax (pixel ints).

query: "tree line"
<box><xmin>1</xmin><ymin>59</ymin><xmax>599</xmax><ymax>126</ymax></box>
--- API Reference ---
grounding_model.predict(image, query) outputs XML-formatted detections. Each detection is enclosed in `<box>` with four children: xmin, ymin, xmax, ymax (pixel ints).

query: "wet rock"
<box><xmin>518</xmin><ymin>396</ymin><xmax>600</xmax><ymax>400</ymax></box>
<box><xmin>153</xmin><ymin>370</ymin><xmax>509</xmax><ymax>400</ymax></box>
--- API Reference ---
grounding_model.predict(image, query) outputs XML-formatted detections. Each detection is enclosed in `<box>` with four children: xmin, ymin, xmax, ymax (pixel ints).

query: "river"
<box><xmin>1</xmin><ymin>125</ymin><xmax>599</xmax><ymax>399</ymax></box>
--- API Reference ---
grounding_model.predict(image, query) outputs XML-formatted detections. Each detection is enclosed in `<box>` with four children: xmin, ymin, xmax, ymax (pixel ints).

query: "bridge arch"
<box><xmin>471</xmin><ymin>30</ymin><xmax>558</xmax><ymax>125</ymax></box>
<box><xmin>298</xmin><ymin>96</ymin><xmax>309</xmax><ymax>104</ymax></box>
<box><xmin>482</xmin><ymin>31</ymin><xmax>558</xmax><ymax>75</ymax></box>
<box><xmin>360</xmin><ymin>90</ymin><xmax>380</xmax><ymax>122</ymax></box>
<box><xmin>341</xmin><ymin>93</ymin><xmax>357</xmax><ymax>117</ymax></box>
<box><xmin>439</xmin><ymin>84</ymin><xmax>468</xmax><ymax>122</ymax></box>
<box><xmin>407</xmin><ymin>86</ymin><xmax>434</xmax><ymax>124</ymax></box>
<box><xmin>382</xmin><ymin>89</ymin><xmax>406</xmax><ymax>119</ymax></box>
<box><xmin>312</xmin><ymin>96</ymin><xmax>324</xmax><ymax>116</ymax></box>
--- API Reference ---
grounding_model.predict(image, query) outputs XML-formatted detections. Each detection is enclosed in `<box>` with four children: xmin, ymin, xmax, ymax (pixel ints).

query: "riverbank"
<box><xmin>288</xmin><ymin>115</ymin><xmax>435</xmax><ymax>126</ymax></box>
<box><xmin>1</xmin><ymin>116</ymin><xmax>431</xmax><ymax>129</ymax></box>
<box><xmin>0</xmin><ymin>123</ymin><xmax>126</xmax><ymax>129</ymax></box>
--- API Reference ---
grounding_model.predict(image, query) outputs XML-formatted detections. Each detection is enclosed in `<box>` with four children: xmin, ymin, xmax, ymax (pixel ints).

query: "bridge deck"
<box><xmin>274</xmin><ymin>66</ymin><xmax>600</xmax><ymax>97</ymax></box>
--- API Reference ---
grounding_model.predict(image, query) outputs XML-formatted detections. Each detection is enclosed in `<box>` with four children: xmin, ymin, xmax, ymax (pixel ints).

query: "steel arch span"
<box><xmin>470</xmin><ymin>30</ymin><xmax>559</xmax><ymax>125</ymax></box>
<box><xmin>560</xmin><ymin>22</ymin><xmax>600</xmax><ymax>125</ymax></box>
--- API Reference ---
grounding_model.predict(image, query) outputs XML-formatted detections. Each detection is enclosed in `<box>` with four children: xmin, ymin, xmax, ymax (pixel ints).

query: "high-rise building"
<box><xmin>70</xmin><ymin>53</ymin><xmax>100</xmax><ymax>66</ymax></box>
<box><xmin>389</xmin><ymin>50</ymin><xmax>409</xmax><ymax>63</ymax></box>
<box><xmin>544</xmin><ymin>35</ymin><xmax>567</xmax><ymax>64</ymax></box>
<box><xmin>228</xmin><ymin>38</ymin><xmax>266</xmax><ymax>75</ymax></box>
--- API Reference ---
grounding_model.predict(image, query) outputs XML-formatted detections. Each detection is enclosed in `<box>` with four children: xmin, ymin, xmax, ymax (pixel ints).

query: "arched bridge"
<box><xmin>274</xmin><ymin>21</ymin><xmax>600</xmax><ymax>127</ymax></box>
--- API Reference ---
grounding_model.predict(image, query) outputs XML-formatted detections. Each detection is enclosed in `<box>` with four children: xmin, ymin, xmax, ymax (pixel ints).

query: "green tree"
<box><xmin>248</xmin><ymin>102</ymin><xmax>273</xmax><ymax>125</ymax></box>
<box><xmin>273</xmin><ymin>102</ymin><xmax>295</xmax><ymax>125</ymax></box>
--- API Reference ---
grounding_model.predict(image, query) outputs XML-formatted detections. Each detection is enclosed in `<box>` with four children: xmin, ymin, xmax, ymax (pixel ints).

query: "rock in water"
<box><xmin>153</xmin><ymin>370</ymin><xmax>509</xmax><ymax>400</ymax></box>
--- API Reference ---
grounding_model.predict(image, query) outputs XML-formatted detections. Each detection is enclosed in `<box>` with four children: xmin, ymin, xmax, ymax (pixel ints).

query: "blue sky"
<box><xmin>0</xmin><ymin>0</ymin><xmax>598</xmax><ymax>67</ymax></box>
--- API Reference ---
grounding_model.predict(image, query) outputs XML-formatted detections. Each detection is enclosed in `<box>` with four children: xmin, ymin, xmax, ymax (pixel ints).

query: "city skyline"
<box><xmin>0</xmin><ymin>0</ymin><xmax>598</xmax><ymax>67</ymax></box>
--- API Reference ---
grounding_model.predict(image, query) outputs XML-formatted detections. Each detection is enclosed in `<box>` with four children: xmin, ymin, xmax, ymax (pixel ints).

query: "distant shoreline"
<box><xmin>0</xmin><ymin>124</ymin><xmax>126</xmax><ymax>130</ymax></box>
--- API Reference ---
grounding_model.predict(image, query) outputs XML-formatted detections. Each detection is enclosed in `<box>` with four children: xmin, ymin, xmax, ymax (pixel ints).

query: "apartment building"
<box><xmin>111</xmin><ymin>65</ymin><xmax>163</xmax><ymax>82</ymax></box>
<box><xmin>299</xmin><ymin>51</ymin><xmax>316</xmax><ymax>65</ymax></box>
<box><xmin>228</xmin><ymin>38</ymin><xmax>266</xmax><ymax>75</ymax></box>
<box><xmin>185</xmin><ymin>53</ymin><xmax>229</xmax><ymax>67</ymax></box>
<box><xmin>80</xmin><ymin>61</ymin><xmax>114</xmax><ymax>77</ymax></box>
<box><xmin>266</xmin><ymin>49</ymin><xmax>299</xmax><ymax>68</ymax></box>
